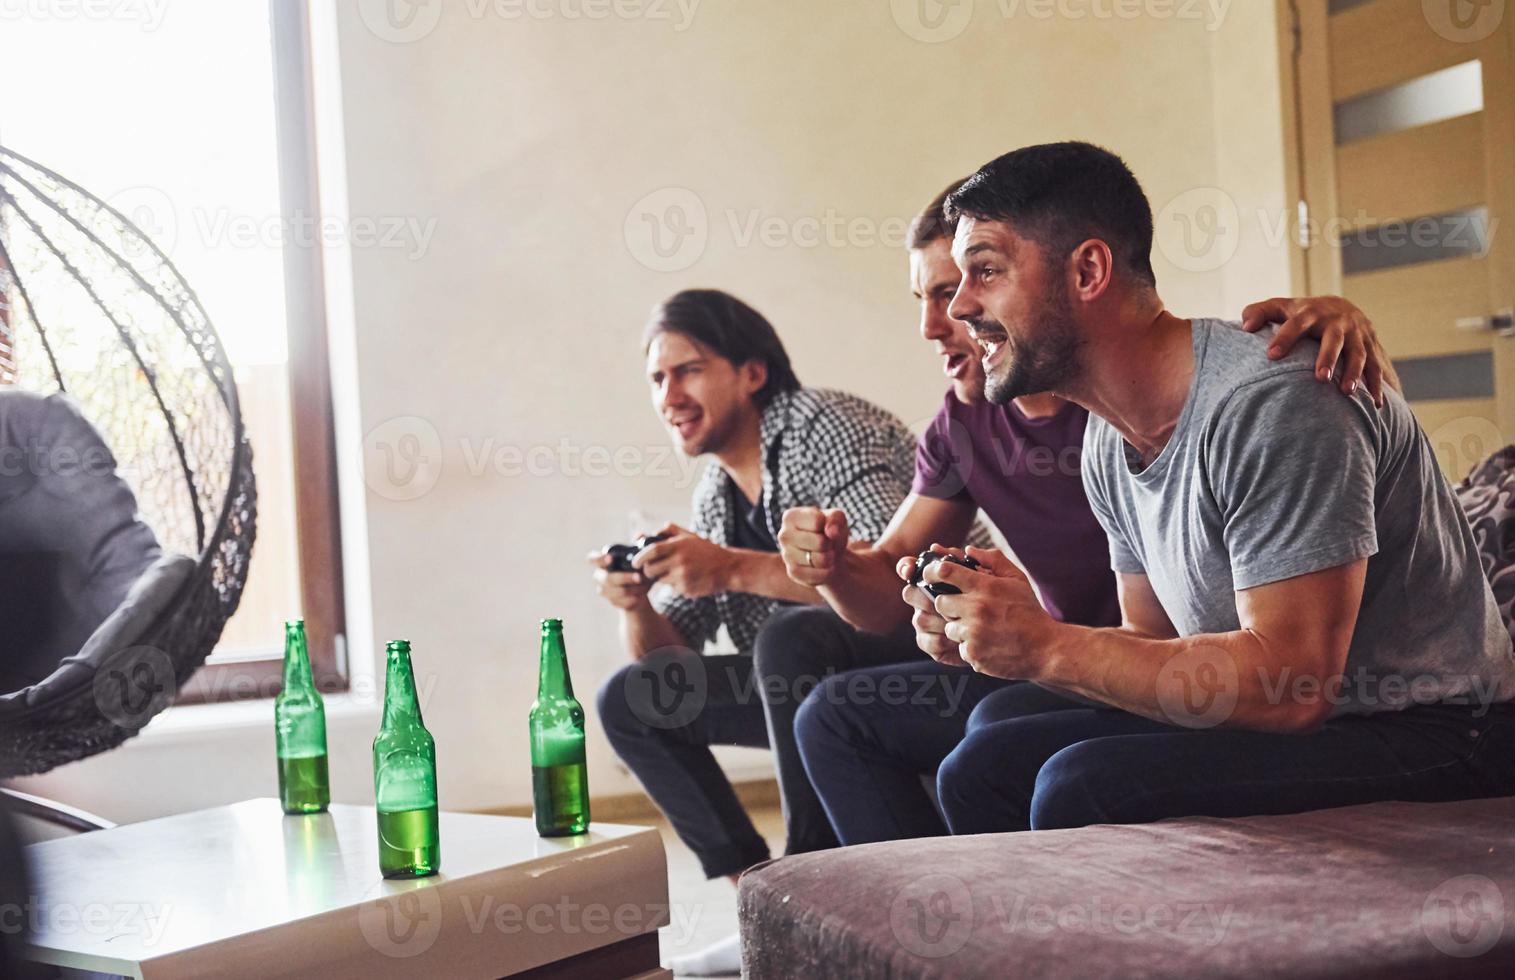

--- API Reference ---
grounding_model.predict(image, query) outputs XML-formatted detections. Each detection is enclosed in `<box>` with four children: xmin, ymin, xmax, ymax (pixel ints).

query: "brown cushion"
<box><xmin>739</xmin><ymin>797</ymin><xmax>1515</xmax><ymax>979</ymax></box>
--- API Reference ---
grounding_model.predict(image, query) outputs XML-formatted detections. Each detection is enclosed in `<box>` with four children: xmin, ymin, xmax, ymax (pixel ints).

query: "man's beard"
<box><xmin>979</xmin><ymin>292</ymin><xmax>1082</xmax><ymax>405</ymax></box>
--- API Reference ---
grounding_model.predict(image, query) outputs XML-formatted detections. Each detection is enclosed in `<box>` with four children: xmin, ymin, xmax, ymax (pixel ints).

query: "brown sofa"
<box><xmin>739</xmin><ymin>797</ymin><xmax>1515</xmax><ymax>978</ymax></box>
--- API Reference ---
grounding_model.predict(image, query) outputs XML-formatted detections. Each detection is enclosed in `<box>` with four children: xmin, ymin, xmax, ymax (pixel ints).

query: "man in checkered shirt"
<box><xmin>589</xmin><ymin>289</ymin><xmax>928</xmax><ymax>902</ymax></box>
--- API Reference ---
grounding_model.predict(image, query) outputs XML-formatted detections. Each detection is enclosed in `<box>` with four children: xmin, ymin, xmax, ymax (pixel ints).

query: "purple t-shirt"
<box><xmin>913</xmin><ymin>391</ymin><xmax>1120</xmax><ymax>627</ymax></box>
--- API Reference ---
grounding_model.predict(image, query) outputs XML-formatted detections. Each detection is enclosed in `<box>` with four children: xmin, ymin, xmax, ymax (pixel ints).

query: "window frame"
<box><xmin>178</xmin><ymin>0</ymin><xmax>346</xmax><ymax>703</ymax></box>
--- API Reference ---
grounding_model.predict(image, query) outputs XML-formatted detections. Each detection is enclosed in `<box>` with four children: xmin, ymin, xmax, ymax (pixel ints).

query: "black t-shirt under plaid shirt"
<box><xmin>652</xmin><ymin>387</ymin><xmax>916</xmax><ymax>654</ymax></box>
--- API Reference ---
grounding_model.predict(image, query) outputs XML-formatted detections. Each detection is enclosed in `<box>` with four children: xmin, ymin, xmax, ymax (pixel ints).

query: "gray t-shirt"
<box><xmin>1081</xmin><ymin>318</ymin><xmax>1515</xmax><ymax>715</ymax></box>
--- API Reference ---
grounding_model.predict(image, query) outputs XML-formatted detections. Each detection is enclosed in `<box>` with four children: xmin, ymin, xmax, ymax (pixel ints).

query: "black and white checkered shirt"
<box><xmin>653</xmin><ymin>387</ymin><xmax>915</xmax><ymax>654</ymax></box>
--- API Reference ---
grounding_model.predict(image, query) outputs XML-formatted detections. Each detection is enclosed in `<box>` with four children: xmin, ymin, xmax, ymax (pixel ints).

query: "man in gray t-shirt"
<box><xmin>897</xmin><ymin>141</ymin><xmax>1515</xmax><ymax>835</ymax></box>
<box><xmin>1083</xmin><ymin>317</ymin><xmax>1514</xmax><ymax>715</ymax></box>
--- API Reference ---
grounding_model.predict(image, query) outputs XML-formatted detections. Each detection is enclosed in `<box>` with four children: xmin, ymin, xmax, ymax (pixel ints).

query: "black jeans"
<box><xmin>936</xmin><ymin>699</ymin><xmax>1515</xmax><ymax>833</ymax></box>
<box><xmin>596</xmin><ymin>606</ymin><xmax>922</xmax><ymax>879</ymax></box>
<box><xmin>795</xmin><ymin>663</ymin><xmax>1081</xmax><ymax>843</ymax></box>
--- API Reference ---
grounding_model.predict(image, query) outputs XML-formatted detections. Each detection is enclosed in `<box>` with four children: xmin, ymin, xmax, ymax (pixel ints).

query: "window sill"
<box><xmin>134</xmin><ymin>690</ymin><xmax>380</xmax><ymax>746</ymax></box>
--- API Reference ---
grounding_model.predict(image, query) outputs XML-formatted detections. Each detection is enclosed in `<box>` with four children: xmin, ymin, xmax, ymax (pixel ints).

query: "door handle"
<box><xmin>1456</xmin><ymin>308</ymin><xmax>1515</xmax><ymax>337</ymax></box>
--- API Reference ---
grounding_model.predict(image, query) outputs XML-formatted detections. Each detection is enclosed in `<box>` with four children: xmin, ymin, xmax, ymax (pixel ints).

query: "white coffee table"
<box><xmin>21</xmin><ymin>798</ymin><xmax>672</xmax><ymax>979</ymax></box>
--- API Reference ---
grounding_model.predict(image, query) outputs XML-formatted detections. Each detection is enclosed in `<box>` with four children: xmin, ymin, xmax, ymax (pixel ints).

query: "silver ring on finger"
<box><xmin>805</xmin><ymin>550</ymin><xmax>813</xmax><ymax>567</ymax></box>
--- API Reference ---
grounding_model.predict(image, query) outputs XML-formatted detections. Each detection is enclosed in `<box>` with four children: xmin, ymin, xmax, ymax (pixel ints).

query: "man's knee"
<box><xmin>936</xmin><ymin>727</ymin><xmax>1001</xmax><ymax>814</ymax></box>
<box><xmin>1029</xmin><ymin>741</ymin><xmax>1128</xmax><ymax>830</ymax></box>
<box><xmin>794</xmin><ymin>676</ymin><xmax>850</xmax><ymax>754</ymax></box>
<box><xmin>751</xmin><ymin>605</ymin><xmax>846</xmax><ymax>686</ymax></box>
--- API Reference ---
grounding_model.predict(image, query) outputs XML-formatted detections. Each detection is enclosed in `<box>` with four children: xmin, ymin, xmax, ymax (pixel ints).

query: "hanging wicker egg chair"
<box><xmin>0</xmin><ymin>145</ymin><xmax>257</xmax><ymax>776</ymax></box>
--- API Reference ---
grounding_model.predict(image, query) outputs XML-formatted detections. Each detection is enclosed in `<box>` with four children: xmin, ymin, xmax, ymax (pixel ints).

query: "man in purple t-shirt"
<box><xmin>777</xmin><ymin>178</ymin><xmax>1396</xmax><ymax>846</ymax></box>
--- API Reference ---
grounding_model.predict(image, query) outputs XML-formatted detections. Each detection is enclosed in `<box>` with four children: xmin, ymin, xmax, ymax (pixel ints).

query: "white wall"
<box><xmin>16</xmin><ymin>0</ymin><xmax>1297</xmax><ymax>821</ymax></box>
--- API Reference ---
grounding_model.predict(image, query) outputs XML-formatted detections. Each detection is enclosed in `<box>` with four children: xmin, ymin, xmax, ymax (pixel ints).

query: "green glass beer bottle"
<box><xmin>275</xmin><ymin>620</ymin><xmax>330</xmax><ymax>815</ymax></box>
<box><xmin>373</xmin><ymin>640</ymin><xmax>440</xmax><ymax>878</ymax></box>
<box><xmin>530</xmin><ymin>618</ymin><xmax>590</xmax><ymax>836</ymax></box>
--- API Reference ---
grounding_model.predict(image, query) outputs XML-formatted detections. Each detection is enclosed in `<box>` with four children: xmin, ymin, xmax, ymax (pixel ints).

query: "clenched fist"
<box><xmin>779</xmin><ymin>507</ymin><xmax>850</xmax><ymax>587</ymax></box>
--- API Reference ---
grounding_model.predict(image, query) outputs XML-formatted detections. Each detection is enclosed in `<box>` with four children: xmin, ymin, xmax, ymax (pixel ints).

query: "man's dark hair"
<box><xmin>907</xmin><ymin>177</ymin><xmax>969</xmax><ymax>250</ymax></box>
<box><xmin>945</xmin><ymin>142</ymin><xmax>1156</xmax><ymax>286</ymax></box>
<box><xmin>643</xmin><ymin>289</ymin><xmax>801</xmax><ymax>407</ymax></box>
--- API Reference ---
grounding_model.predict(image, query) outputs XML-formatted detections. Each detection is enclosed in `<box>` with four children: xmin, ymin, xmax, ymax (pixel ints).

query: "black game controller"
<box><xmin>605</xmin><ymin>534</ymin><xmax>671</xmax><ymax>574</ymax></box>
<box><xmin>910</xmin><ymin>550</ymin><xmax>981</xmax><ymax>597</ymax></box>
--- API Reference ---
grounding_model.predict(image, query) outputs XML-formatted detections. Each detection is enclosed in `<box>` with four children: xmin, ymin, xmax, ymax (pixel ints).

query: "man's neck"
<box><xmin>1012</xmin><ymin>392</ymin><xmax>1066</xmax><ymax>419</ymax></box>
<box><xmin>1059</xmin><ymin>304</ymin><xmax>1195</xmax><ymax>466</ymax></box>
<box><xmin>714</xmin><ymin>408</ymin><xmax>766</xmax><ymax>504</ymax></box>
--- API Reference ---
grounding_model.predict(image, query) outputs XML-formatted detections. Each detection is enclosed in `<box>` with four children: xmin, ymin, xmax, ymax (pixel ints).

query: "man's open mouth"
<box><xmin>668</xmin><ymin>411</ymin><xmax>703</xmax><ymax>438</ymax></box>
<box><xmin>943</xmin><ymin>351</ymin><xmax>973</xmax><ymax>379</ymax></box>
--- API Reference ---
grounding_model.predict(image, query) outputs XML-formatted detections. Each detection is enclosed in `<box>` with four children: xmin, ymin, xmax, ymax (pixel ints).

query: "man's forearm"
<box><xmin>619</xmin><ymin>603</ymin><xmax>693</xmax><ymax>660</ymax></box>
<box><xmin>1036</xmin><ymin>622</ymin><xmax>1333</xmax><ymax>734</ymax></box>
<box><xmin>725</xmin><ymin>549</ymin><xmax>824</xmax><ymax>605</ymax></box>
<box><xmin>817</xmin><ymin>544</ymin><xmax>914</xmax><ymax>634</ymax></box>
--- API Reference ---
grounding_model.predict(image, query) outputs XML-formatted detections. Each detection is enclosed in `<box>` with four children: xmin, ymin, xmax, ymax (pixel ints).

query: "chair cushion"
<box><xmin>1456</xmin><ymin>445</ymin><xmax>1515</xmax><ymax>647</ymax></box>
<box><xmin>739</xmin><ymin>797</ymin><xmax>1515</xmax><ymax>979</ymax></box>
<box><xmin>0</xmin><ymin>390</ymin><xmax>170</xmax><ymax>692</ymax></box>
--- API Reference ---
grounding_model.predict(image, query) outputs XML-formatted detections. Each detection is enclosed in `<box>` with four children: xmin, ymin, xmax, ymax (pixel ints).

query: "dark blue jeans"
<box><xmin>937</xmin><ymin>699</ymin><xmax>1515</xmax><ymax>834</ymax></box>
<box><xmin>795</xmin><ymin>662</ymin><xmax>1086</xmax><ymax>844</ymax></box>
<box><xmin>597</xmin><ymin>607</ymin><xmax>922</xmax><ymax>878</ymax></box>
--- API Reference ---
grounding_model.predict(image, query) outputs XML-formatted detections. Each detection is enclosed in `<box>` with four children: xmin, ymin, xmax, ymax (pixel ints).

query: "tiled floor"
<box><xmin>651</xmin><ymin>804</ymin><xmax>785</xmax><ymax>979</ymax></box>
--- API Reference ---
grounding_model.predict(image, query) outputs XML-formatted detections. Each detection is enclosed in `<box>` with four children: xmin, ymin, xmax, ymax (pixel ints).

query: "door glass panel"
<box><xmin>1334</xmin><ymin>60</ymin><xmax>1482</xmax><ymax>144</ymax></box>
<box><xmin>1394</xmin><ymin>351</ymin><xmax>1495</xmax><ymax>401</ymax></box>
<box><xmin>1339</xmin><ymin>206</ymin><xmax>1489</xmax><ymax>274</ymax></box>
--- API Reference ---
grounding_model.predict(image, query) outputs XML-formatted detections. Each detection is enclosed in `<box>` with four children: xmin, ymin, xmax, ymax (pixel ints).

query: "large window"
<box><xmin>0</xmin><ymin>1</ymin><xmax>345</xmax><ymax>698</ymax></box>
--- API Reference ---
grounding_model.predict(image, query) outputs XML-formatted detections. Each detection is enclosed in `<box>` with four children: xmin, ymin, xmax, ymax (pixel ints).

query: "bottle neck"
<box><xmin>283</xmin><ymin>627</ymin><xmax>315</xmax><ymax>692</ymax></box>
<box><xmin>538</xmin><ymin>629</ymin><xmax>575</xmax><ymax>700</ymax></box>
<box><xmin>382</xmin><ymin>649</ymin><xmax>424</xmax><ymax>728</ymax></box>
